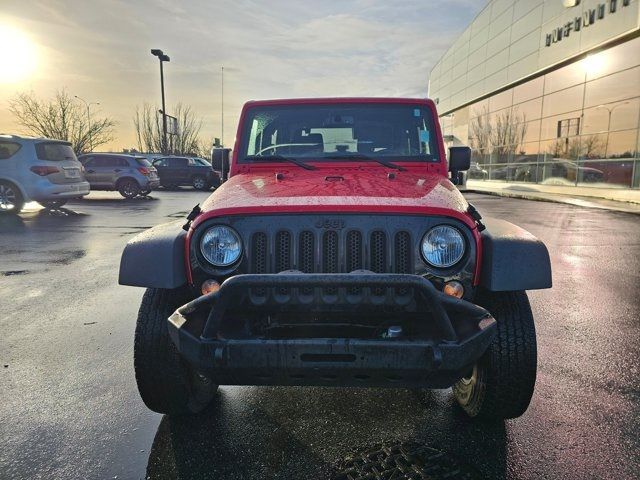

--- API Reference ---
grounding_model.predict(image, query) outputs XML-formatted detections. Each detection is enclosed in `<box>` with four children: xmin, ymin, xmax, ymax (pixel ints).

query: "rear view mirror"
<box><xmin>448</xmin><ymin>146</ymin><xmax>471</xmax><ymax>172</ymax></box>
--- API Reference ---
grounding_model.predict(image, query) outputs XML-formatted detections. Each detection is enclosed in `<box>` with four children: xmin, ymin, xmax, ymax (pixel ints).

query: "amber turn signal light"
<box><xmin>443</xmin><ymin>280</ymin><xmax>464</xmax><ymax>298</ymax></box>
<box><xmin>201</xmin><ymin>279</ymin><xmax>221</xmax><ymax>295</ymax></box>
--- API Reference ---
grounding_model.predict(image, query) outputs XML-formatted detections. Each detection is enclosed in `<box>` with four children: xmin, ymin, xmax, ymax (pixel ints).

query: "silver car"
<box><xmin>77</xmin><ymin>153</ymin><xmax>160</xmax><ymax>198</ymax></box>
<box><xmin>0</xmin><ymin>134</ymin><xmax>90</xmax><ymax>214</ymax></box>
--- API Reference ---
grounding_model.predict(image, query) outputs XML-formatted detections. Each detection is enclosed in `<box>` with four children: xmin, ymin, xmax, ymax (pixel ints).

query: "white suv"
<box><xmin>0</xmin><ymin>135</ymin><xmax>90</xmax><ymax>214</ymax></box>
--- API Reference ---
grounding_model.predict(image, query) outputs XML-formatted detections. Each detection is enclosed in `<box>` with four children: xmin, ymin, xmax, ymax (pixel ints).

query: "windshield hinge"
<box><xmin>467</xmin><ymin>203</ymin><xmax>485</xmax><ymax>232</ymax></box>
<box><xmin>182</xmin><ymin>204</ymin><xmax>202</xmax><ymax>231</ymax></box>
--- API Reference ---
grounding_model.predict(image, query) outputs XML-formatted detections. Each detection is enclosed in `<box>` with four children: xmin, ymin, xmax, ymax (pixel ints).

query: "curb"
<box><xmin>462</xmin><ymin>189</ymin><xmax>640</xmax><ymax>215</ymax></box>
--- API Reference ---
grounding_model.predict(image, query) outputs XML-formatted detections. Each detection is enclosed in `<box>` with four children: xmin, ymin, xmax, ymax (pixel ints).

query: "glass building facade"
<box><xmin>429</xmin><ymin>0</ymin><xmax>640</xmax><ymax>189</ymax></box>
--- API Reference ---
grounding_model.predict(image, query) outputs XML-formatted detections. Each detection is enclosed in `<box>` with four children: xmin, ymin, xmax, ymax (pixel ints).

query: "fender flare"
<box><xmin>119</xmin><ymin>220</ymin><xmax>187</xmax><ymax>289</ymax></box>
<box><xmin>479</xmin><ymin>217</ymin><xmax>552</xmax><ymax>291</ymax></box>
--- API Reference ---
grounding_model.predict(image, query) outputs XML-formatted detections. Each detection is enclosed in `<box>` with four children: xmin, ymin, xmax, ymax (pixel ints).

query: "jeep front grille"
<box><xmin>248</xmin><ymin>227</ymin><xmax>413</xmax><ymax>276</ymax></box>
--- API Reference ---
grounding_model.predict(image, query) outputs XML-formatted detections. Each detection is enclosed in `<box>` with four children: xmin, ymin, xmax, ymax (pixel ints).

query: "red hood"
<box><xmin>193</xmin><ymin>166</ymin><xmax>474</xmax><ymax>229</ymax></box>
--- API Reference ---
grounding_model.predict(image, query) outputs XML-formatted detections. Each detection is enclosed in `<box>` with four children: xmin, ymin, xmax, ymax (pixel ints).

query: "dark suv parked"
<box><xmin>78</xmin><ymin>153</ymin><xmax>160</xmax><ymax>198</ymax></box>
<box><xmin>152</xmin><ymin>157</ymin><xmax>220</xmax><ymax>190</ymax></box>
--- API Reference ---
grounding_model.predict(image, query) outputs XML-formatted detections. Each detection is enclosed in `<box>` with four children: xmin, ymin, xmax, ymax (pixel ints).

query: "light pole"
<box><xmin>74</xmin><ymin>96</ymin><xmax>99</xmax><ymax>152</ymax></box>
<box><xmin>221</xmin><ymin>65</ymin><xmax>224</xmax><ymax>147</ymax></box>
<box><xmin>151</xmin><ymin>49</ymin><xmax>170</xmax><ymax>154</ymax></box>
<box><xmin>595</xmin><ymin>102</ymin><xmax>629</xmax><ymax>158</ymax></box>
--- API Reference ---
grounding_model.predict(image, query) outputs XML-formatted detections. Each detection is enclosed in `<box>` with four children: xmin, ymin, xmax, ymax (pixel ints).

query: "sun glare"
<box><xmin>0</xmin><ymin>24</ymin><xmax>38</xmax><ymax>84</ymax></box>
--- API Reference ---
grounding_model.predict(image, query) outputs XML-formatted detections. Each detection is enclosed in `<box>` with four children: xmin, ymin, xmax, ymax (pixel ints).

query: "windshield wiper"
<box><xmin>323</xmin><ymin>153</ymin><xmax>406</xmax><ymax>171</ymax></box>
<box><xmin>244</xmin><ymin>155</ymin><xmax>316</xmax><ymax>171</ymax></box>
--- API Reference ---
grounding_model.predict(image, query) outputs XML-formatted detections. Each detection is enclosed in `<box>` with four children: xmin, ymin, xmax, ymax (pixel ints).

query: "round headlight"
<box><xmin>200</xmin><ymin>225</ymin><xmax>242</xmax><ymax>267</ymax></box>
<box><xmin>421</xmin><ymin>225</ymin><xmax>465</xmax><ymax>268</ymax></box>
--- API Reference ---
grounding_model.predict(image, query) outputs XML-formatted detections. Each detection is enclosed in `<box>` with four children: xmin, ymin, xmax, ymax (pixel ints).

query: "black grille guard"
<box><xmin>168</xmin><ymin>274</ymin><xmax>497</xmax><ymax>387</ymax></box>
<box><xmin>172</xmin><ymin>273</ymin><xmax>494</xmax><ymax>341</ymax></box>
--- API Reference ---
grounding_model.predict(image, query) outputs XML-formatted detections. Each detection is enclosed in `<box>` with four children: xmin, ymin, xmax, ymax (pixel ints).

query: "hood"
<box><xmin>195</xmin><ymin>166</ymin><xmax>473</xmax><ymax>228</ymax></box>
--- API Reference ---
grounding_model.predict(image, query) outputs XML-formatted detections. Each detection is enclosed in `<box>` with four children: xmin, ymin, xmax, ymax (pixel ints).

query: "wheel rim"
<box><xmin>0</xmin><ymin>184</ymin><xmax>18</xmax><ymax>211</ymax></box>
<box><xmin>193</xmin><ymin>177</ymin><xmax>205</xmax><ymax>189</ymax></box>
<box><xmin>123</xmin><ymin>182</ymin><xmax>137</xmax><ymax>197</ymax></box>
<box><xmin>456</xmin><ymin>364</ymin><xmax>478</xmax><ymax>405</ymax></box>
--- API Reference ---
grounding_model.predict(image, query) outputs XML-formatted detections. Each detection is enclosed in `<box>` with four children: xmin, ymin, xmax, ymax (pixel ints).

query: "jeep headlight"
<box><xmin>200</xmin><ymin>225</ymin><xmax>242</xmax><ymax>267</ymax></box>
<box><xmin>421</xmin><ymin>225</ymin><xmax>465</xmax><ymax>268</ymax></box>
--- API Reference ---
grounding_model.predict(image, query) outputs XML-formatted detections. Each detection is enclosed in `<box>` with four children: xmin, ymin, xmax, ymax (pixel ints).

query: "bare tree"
<box><xmin>9</xmin><ymin>90</ymin><xmax>115</xmax><ymax>154</ymax></box>
<box><xmin>133</xmin><ymin>103</ymin><xmax>204</xmax><ymax>155</ymax></box>
<box><xmin>469</xmin><ymin>107</ymin><xmax>491</xmax><ymax>158</ymax></box>
<box><xmin>548</xmin><ymin>135</ymin><xmax>605</xmax><ymax>159</ymax></box>
<box><xmin>469</xmin><ymin>106</ymin><xmax>527</xmax><ymax>163</ymax></box>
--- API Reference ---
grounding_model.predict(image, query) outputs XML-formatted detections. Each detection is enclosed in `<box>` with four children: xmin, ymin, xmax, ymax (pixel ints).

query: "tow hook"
<box><xmin>467</xmin><ymin>203</ymin><xmax>485</xmax><ymax>232</ymax></box>
<box><xmin>182</xmin><ymin>204</ymin><xmax>202</xmax><ymax>231</ymax></box>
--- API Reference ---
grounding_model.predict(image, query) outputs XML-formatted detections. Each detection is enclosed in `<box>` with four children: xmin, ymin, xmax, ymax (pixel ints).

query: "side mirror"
<box><xmin>211</xmin><ymin>147</ymin><xmax>231</xmax><ymax>182</ymax></box>
<box><xmin>448</xmin><ymin>146</ymin><xmax>471</xmax><ymax>172</ymax></box>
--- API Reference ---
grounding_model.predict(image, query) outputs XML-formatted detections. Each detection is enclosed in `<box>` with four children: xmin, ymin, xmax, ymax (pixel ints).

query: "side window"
<box><xmin>154</xmin><ymin>159</ymin><xmax>167</xmax><ymax>167</ymax></box>
<box><xmin>83</xmin><ymin>156</ymin><xmax>96</xmax><ymax>167</ymax></box>
<box><xmin>169</xmin><ymin>158</ymin><xmax>188</xmax><ymax>167</ymax></box>
<box><xmin>100</xmin><ymin>156</ymin><xmax>118</xmax><ymax>168</ymax></box>
<box><xmin>116</xmin><ymin>158</ymin><xmax>129</xmax><ymax>167</ymax></box>
<box><xmin>0</xmin><ymin>141</ymin><xmax>22</xmax><ymax>160</ymax></box>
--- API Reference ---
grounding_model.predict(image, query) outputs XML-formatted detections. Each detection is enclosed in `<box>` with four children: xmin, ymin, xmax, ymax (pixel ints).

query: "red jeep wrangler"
<box><xmin>120</xmin><ymin>98</ymin><xmax>551</xmax><ymax>420</ymax></box>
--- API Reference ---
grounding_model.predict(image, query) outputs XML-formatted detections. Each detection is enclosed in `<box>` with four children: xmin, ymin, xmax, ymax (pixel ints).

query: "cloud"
<box><xmin>0</xmin><ymin>0</ymin><xmax>485</xmax><ymax>149</ymax></box>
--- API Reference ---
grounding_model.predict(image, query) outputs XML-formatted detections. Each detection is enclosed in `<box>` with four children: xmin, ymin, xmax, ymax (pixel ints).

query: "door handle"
<box><xmin>87</xmin><ymin>170</ymin><xmax>95</xmax><ymax>173</ymax></box>
<box><xmin>114</xmin><ymin>169</ymin><xmax>122</xmax><ymax>172</ymax></box>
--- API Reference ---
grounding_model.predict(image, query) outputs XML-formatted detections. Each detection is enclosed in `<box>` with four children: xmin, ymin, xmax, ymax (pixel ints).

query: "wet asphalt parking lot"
<box><xmin>1</xmin><ymin>189</ymin><xmax>639</xmax><ymax>480</ymax></box>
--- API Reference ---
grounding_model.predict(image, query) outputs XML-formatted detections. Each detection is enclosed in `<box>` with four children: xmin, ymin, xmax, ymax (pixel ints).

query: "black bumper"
<box><xmin>168</xmin><ymin>274</ymin><xmax>496</xmax><ymax>388</ymax></box>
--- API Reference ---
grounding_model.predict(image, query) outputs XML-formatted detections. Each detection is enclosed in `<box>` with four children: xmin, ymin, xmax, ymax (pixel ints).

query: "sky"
<box><xmin>0</xmin><ymin>0</ymin><xmax>485</xmax><ymax>151</ymax></box>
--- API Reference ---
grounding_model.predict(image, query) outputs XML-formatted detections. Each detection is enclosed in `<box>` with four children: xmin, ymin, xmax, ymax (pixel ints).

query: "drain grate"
<box><xmin>331</xmin><ymin>442</ymin><xmax>478</xmax><ymax>480</ymax></box>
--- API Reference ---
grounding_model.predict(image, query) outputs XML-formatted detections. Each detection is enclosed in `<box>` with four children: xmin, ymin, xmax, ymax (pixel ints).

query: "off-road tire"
<box><xmin>192</xmin><ymin>175</ymin><xmax>209</xmax><ymax>190</ymax></box>
<box><xmin>453</xmin><ymin>290</ymin><xmax>537</xmax><ymax>420</ymax></box>
<box><xmin>118</xmin><ymin>179</ymin><xmax>141</xmax><ymax>199</ymax></box>
<box><xmin>134</xmin><ymin>288</ymin><xmax>218</xmax><ymax>415</ymax></box>
<box><xmin>40</xmin><ymin>200</ymin><xmax>68</xmax><ymax>209</ymax></box>
<box><xmin>0</xmin><ymin>181</ymin><xmax>25</xmax><ymax>214</ymax></box>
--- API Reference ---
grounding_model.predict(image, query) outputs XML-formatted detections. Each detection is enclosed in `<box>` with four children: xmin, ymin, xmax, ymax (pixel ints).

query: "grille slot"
<box><xmin>370</xmin><ymin>230</ymin><xmax>387</xmax><ymax>273</ymax></box>
<box><xmin>299</xmin><ymin>231</ymin><xmax>315</xmax><ymax>295</ymax></box>
<box><xmin>323</xmin><ymin>231</ymin><xmax>339</xmax><ymax>295</ymax></box>
<box><xmin>322</xmin><ymin>231</ymin><xmax>339</xmax><ymax>273</ymax></box>
<box><xmin>251</xmin><ymin>233</ymin><xmax>268</xmax><ymax>273</ymax></box>
<box><xmin>298</xmin><ymin>231</ymin><xmax>315</xmax><ymax>273</ymax></box>
<box><xmin>251</xmin><ymin>232</ymin><xmax>268</xmax><ymax>296</ymax></box>
<box><xmin>370</xmin><ymin>231</ymin><xmax>387</xmax><ymax>295</ymax></box>
<box><xmin>346</xmin><ymin>231</ymin><xmax>363</xmax><ymax>295</ymax></box>
<box><xmin>346</xmin><ymin>231</ymin><xmax>363</xmax><ymax>271</ymax></box>
<box><xmin>275</xmin><ymin>231</ymin><xmax>292</xmax><ymax>272</ymax></box>
<box><xmin>395</xmin><ymin>231</ymin><xmax>411</xmax><ymax>296</ymax></box>
<box><xmin>275</xmin><ymin>231</ymin><xmax>292</xmax><ymax>296</ymax></box>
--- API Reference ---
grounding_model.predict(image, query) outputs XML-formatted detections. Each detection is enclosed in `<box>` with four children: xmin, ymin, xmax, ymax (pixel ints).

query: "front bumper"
<box><xmin>169</xmin><ymin>274</ymin><xmax>496</xmax><ymax>388</ymax></box>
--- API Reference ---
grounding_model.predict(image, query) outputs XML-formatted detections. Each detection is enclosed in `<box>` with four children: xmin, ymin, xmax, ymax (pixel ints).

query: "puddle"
<box><xmin>166</xmin><ymin>211</ymin><xmax>189</xmax><ymax>218</ymax></box>
<box><xmin>48</xmin><ymin>249</ymin><xmax>87</xmax><ymax>265</ymax></box>
<box><xmin>2</xmin><ymin>270</ymin><xmax>29</xmax><ymax>276</ymax></box>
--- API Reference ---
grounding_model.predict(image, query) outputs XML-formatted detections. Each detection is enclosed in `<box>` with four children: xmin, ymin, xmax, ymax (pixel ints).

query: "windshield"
<box><xmin>239</xmin><ymin>103</ymin><xmax>439</xmax><ymax>163</ymax></box>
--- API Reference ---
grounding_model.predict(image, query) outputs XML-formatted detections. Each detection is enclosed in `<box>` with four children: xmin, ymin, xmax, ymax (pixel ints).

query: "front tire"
<box><xmin>134</xmin><ymin>288</ymin><xmax>218</xmax><ymax>415</ymax></box>
<box><xmin>453</xmin><ymin>290</ymin><xmax>537</xmax><ymax>420</ymax></box>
